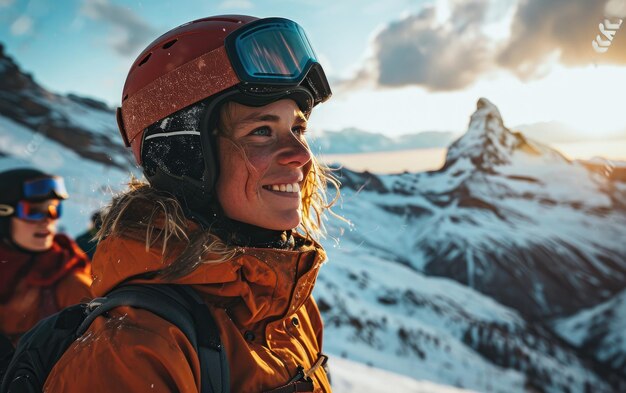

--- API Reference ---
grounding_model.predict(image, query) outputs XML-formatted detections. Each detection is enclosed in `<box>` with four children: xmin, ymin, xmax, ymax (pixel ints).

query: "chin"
<box><xmin>257</xmin><ymin>214</ymin><xmax>301</xmax><ymax>231</ymax></box>
<box><xmin>30</xmin><ymin>237</ymin><xmax>54</xmax><ymax>252</ymax></box>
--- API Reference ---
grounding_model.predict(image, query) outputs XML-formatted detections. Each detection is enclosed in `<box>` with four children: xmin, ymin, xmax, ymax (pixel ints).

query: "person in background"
<box><xmin>75</xmin><ymin>210</ymin><xmax>102</xmax><ymax>259</ymax></box>
<box><xmin>0</xmin><ymin>168</ymin><xmax>92</xmax><ymax>348</ymax></box>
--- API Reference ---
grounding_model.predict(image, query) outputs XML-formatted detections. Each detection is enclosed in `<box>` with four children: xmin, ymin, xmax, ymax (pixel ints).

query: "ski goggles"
<box><xmin>23</xmin><ymin>176</ymin><xmax>69</xmax><ymax>200</ymax></box>
<box><xmin>225</xmin><ymin>17</ymin><xmax>326</xmax><ymax>87</ymax></box>
<box><xmin>15</xmin><ymin>199</ymin><xmax>63</xmax><ymax>221</ymax></box>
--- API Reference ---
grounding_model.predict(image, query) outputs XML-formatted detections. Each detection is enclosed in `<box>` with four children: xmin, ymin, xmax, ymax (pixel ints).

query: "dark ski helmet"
<box><xmin>116</xmin><ymin>15</ymin><xmax>332</xmax><ymax>216</ymax></box>
<box><xmin>0</xmin><ymin>168</ymin><xmax>69</xmax><ymax>237</ymax></box>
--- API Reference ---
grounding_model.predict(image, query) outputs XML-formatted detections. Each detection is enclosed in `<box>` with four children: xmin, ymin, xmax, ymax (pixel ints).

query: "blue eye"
<box><xmin>251</xmin><ymin>127</ymin><xmax>271</xmax><ymax>136</ymax></box>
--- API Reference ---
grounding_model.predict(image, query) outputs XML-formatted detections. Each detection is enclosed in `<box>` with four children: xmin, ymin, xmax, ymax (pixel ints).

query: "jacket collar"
<box><xmin>91</xmin><ymin>232</ymin><xmax>326</xmax><ymax>327</ymax></box>
<box><xmin>0</xmin><ymin>234</ymin><xmax>89</xmax><ymax>302</ymax></box>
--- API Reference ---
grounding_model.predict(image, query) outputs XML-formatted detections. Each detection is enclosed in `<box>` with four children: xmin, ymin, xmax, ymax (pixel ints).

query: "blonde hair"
<box><xmin>97</xmin><ymin>101</ymin><xmax>342</xmax><ymax>280</ymax></box>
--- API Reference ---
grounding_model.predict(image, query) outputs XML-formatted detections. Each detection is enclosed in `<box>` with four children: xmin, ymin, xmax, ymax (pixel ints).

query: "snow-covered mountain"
<box><xmin>315</xmin><ymin>98</ymin><xmax>626</xmax><ymax>391</ymax></box>
<box><xmin>327</xmin><ymin>98</ymin><xmax>626</xmax><ymax>321</ymax></box>
<box><xmin>0</xmin><ymin>45</ymin><xmax>132</xmax><ymax>169</ymax></box>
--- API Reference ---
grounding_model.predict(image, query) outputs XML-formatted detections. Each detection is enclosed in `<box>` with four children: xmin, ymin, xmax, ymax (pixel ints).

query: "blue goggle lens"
<box><xmin>232</xmin><ymin>19</ymin><xmax>318</xmax><ymax>82</ymax></box>
<box><xmin>16</xmin><ymin>200</ymin><xmax>63</xmax><ymax>221</ymax></box>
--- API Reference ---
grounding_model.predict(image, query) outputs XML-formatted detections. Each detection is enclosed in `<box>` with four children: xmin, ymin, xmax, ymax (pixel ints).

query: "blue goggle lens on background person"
<box><xmin>23</xmin><ymin>177</ymin><xmax>69</xmax><ymax>200</ymax></box>
<box><xmin>228</xmin><ymin>18</ymin><xmax>319</xmax><ymax>83</ymax></box>
<box><xmin>16</xmin><ymin>200</ymin><xmax>63</xmax><ymax>221</ymax></box>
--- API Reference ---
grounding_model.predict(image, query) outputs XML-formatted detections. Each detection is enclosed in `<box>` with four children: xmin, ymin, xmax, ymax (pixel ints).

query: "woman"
<box><xmin>45</xmin><ymin>15</ymin><xmax>339</xmax><ymax>393</ymax></box>
<box><xmin>0</xmin><ymin>169</ymin><xmax>92</xmax><ymax>346</ymax></box>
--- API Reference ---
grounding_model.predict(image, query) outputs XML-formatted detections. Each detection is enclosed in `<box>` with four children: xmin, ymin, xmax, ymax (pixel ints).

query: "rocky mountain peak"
<box><xmin>474</xmin><ymin>97</ymin><xmax>502</xmax><ymax>120</ymax></box>
<box><xmin>442</xmin><ymin>97</ymin><xmax>547</xmax><ymax>172</ymax></box>
<box><xmin>0</xmin><ymin>42</ymin><xmax>38</xmax><ymax>92</ymax></box>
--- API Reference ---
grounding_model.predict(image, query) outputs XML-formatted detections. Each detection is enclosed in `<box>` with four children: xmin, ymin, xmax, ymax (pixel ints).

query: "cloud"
<box><xmin>497</xmin><ymin>0</ymin><xmax>625</xmax><ymax>78</ymax></box>
<box><xmin>80</xmin><ymin>0</ymin><xmax>158</xmax><ymax>57</ymax></box>
<box><xmin>218</xmin><ymin>0</ymin><xmax>253</xmax><ymax>10</ymax></box>
<box><xmin>376</xmin><ymin>4</ymin><xmax>494</xmax><ymax>91</ymax></box>
<box><xmin>342</xmin><ymin>0</ymin><xmax>499</xmax><ymax>92</ymax></box>
<box><xmin>343</xmin><ymin>0</ymin><xmax>626</xmax><ymax>92</ymax></box>
<box><xmin>605</xmin><ymin>0</ymin><xmax>626</xmax><ymax>17</ymax></box>
<box><xmin>10</xmin><ymin>15</ymin><xmax>33</xmax><ymax>36</ymax></box>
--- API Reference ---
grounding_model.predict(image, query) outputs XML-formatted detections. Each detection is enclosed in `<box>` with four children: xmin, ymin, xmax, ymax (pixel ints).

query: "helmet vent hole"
<box><xmin>162</xmin><ymin>39</ymin><xmax>178</xmax><ymax>49</ymax></box>
<box><xmin>123</xmin><ymin>94</ymin><xmax>128</xmax><ymax>101</ymax></box>
<box><xmin>138</xmin><ymin>53</ymin><xmax>152</xmax><ymax>67</ymax></box>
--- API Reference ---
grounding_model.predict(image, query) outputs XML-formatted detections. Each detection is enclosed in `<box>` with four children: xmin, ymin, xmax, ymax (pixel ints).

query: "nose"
<box><xmin>276</xmin><ymin>133</ymin><xmax>312</xmax><ymax>168</ymax></box>
<box><xmin>40</xmin><ymin>216</ymin><xmax>56</xmax><ymax>227</ymax></box>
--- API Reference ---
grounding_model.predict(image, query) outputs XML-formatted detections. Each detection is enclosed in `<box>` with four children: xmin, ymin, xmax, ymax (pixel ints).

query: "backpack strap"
<box><xmin>78</xmin><ymin>284</ymin><xmax>229</xmax><ymax>393</ymax></box>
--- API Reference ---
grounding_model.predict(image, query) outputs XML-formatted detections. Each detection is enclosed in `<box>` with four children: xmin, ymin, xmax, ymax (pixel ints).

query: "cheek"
<box><xmin>220</xmin><ymin>144</ymin><xmax>271</xmax><ymax>188</ymax></box>
<box><xmin>10</xmin><ymin>220</ymin><xmax>28</xmax><ymax>241</ymax></box>
<box><xmin>216</xmin><ymin>146</ymin><xmax>254</xmax><ymax>211</ymax></box>
<box><xmin>238</xmin><ymin>147</ymin><xmax>273</xmax><ymax>180</ymax></box>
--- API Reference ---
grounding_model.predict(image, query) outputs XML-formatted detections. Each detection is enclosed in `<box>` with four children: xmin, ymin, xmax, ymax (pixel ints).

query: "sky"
<box><xmin>1</xmin><ymin>0</ymin><xmax>626</xmax><ymax>140</ymax></box>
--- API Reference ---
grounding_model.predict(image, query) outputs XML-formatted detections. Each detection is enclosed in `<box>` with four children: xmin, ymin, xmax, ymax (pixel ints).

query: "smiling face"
<box><xmin>216</xmin><ymin>99</ymin><xmax>312</xmax><ymax>230</ymax></box>
<box><xmin>10</xmin><ymin>199</ymin><xmax>59</xmax><ymax>251</ymax></box>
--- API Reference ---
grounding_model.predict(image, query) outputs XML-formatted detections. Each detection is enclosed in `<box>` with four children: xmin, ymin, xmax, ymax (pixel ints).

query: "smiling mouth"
<box><xmin>33</xmin><ymin>231</ymin><xmax>51</xmax><ymax>238</ymax></box>
<box><xmin>262</xmin><ymin>182</ymin><xmax>301</xmax><ymax>193</ymax></box>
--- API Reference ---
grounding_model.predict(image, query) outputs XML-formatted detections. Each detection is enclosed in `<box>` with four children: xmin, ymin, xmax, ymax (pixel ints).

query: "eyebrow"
<box><xmin>239</xmin><ymin>113</ymin><xmax>280</xmax><ymax>124</ymax></box>
<box><xmin>238</xmin><ymin>111</ymin><xmax>308</xmax><ymax>125</ymax></box>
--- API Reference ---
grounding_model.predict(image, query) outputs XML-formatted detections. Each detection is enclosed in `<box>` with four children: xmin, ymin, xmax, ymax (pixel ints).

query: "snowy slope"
<box><xmin>330</xmin><ymin>356</ymin><xmax>476</xmax><ymax>393</ymax></box>
<box><xmin>552</xmin><ymin>289</ymin><xmax>626</xmax><ymax>373</ymax></box>
<box><xmin>315</xmin><ymin>237</ymin><xmax>621</xmax><ymax>392</ymax></box>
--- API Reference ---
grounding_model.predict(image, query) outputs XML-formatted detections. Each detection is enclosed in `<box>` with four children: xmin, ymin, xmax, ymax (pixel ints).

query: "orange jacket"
<box><xmin>44</xmin><ymin>233</ymin><xmax>331</xmax><ymax>393</ymax></box>
<box><xmin>0</xmin><ymin>234</ymin><xmax>92</xmax><ymax>345</ymax></box>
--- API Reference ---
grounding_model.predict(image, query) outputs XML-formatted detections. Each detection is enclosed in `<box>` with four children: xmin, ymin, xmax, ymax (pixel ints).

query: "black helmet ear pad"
<box><xmin>146</xmin><ymin>167</ymin><xmax>210</xmax><ymax>212</ymax></box>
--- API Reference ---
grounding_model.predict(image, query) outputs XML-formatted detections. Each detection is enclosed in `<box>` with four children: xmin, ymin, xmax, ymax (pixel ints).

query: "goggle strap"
<box><xmin>0</xmin><ymin>204</ymin><xmax>15</xmax><ymax>217</ymax></box>
<box><xmin>121</xmin><ymin>46</ymin><xmax>240</xmax><ymax>147</ymax></box>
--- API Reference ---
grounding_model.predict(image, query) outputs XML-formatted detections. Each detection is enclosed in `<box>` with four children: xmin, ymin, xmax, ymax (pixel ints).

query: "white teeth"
<box><xmin>267</xmin><ymin>182</ymin><xmax>300</xmax><ymax>193</ymax></box>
